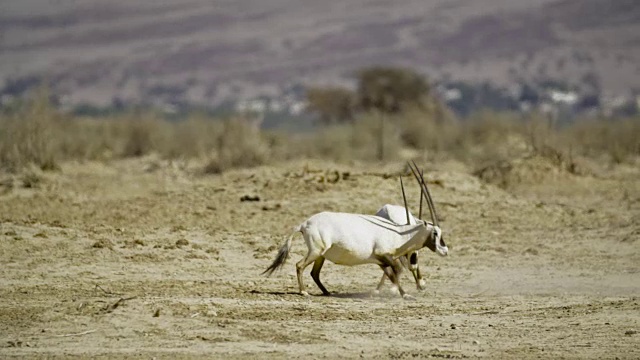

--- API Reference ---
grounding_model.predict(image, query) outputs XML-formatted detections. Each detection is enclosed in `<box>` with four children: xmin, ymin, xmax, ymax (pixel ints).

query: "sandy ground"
<box><xmin>0</xmin><ymin>157</ymin><xmax>639</xmax><ymax>359</ymax></box>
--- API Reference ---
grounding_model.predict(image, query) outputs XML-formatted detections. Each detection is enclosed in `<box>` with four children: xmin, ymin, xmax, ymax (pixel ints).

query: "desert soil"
<box><xmin>0</xmin><ymin>157</ymin><xmax>639</xmax><ymax>359</ymax></box>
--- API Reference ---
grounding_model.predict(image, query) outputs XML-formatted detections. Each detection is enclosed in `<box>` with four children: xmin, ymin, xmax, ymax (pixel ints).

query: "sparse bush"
<box><xmin>396</xmin><ymin>106</ymin><xmax>460</xmax><ymax>153</ymax></box>
<box><xmin>292</xmin><ymin>113</ymin><xmax>404</xmax><ymax>162</ymax></box>
<box><xmin>20</xmin><ymin>169</ymin><xmax>43</xmax><ymax>188</ymax></box>
<box><xmin>564</xmin><ymin>117</ymin><xmax>640</xmax><ymax>164</ymax></box>
<box><xmin>56</xmin><ymin>117</ymin><xmax>117</xmax><ymax>161</ymax></box>
<box><xmin>111</xmin><ymin>112</ymin><xmax>177</xmax><ymax>158</ymax></box>
<box><xmin>203</xmin><ymin>117</ymin><xmax>270</xmax><ymax>174</ymax></box>
<box><xmin>163</xmin><ymin>115</ymin><xmax>222</xmax><ymax>159</ymax></box>
<box><xmin>0</xmin><ymin>87</ymin><xmax>61</xmax><ymax>172</ymax></box>
<box><xmin>306</xmin><ymin>86</ymin><xmax>357</xmax><ymax>124</ymax></box>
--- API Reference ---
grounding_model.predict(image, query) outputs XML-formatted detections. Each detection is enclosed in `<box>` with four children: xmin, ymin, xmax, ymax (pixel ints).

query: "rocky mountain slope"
<box><xmin>1</xmin><ymin>0</ymin><xmax>638</xmax><ymax>107</ymax></box>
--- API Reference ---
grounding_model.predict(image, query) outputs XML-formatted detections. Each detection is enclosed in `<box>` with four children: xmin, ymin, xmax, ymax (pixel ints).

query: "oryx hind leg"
<box><xmin>386</xmin><ymin>256</ymin><xmax>409</xmax><ymax>295</ymax></box>
<box><xmin>377</xmin><ymin>256</ymin><xmax>406</xmax><ymax>294</ymax></box>
<box><xmin>310</xmin><ymin>257</ymin><xmax>330</xmax><ymax>295</ymax></box>
<box><xmin>296</xmin><ymin>252</ymin><xmax>321</xmax><ymax>296</ymax></box>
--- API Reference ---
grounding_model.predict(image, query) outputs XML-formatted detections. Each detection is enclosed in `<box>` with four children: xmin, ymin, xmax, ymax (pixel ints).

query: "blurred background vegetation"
<box><xmin>1</xmin><ymin>66</ymin><xmax>638</xmax><ymax>178</ymax></box>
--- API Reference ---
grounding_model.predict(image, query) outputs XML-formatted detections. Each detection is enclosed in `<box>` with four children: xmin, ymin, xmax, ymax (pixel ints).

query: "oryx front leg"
<box><xmin>408</xmin><ymin>252</ymin><xmax>426</xmax><ymax>290</ymax></box>
<box><xmin>296</xmin><ymin>252</ymin><xmax>321</xmax><ymax>296</ymax></box>
<box><xmin>377</xmin><ymin>255</ymin><xmax>413</xmax><ymax>300</ymax></box>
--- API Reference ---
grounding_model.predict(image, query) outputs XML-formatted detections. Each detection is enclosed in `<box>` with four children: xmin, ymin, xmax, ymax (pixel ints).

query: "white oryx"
<box><xmin>263</xmin><ymin>161</ymin><xmax>448</xmax><ymax>299</ymax></box>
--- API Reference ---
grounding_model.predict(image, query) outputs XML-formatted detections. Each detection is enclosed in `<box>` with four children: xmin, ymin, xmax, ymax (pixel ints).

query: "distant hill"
<box><xmin>1</xmin><ymin>0</ymin><xmax>639</xmax><ymax>108</ymax></box>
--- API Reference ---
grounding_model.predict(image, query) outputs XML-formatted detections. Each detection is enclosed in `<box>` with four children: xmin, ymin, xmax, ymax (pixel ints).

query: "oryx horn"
<box><xmin>418</xmin><ymin>169</ymin><xmax>424</xmax><ymax>220</ymax></box>
<box><xmin>399</xmin><ymin>175</ymin><xmax>410</xmax><ymax>225</ymax></box>
<box><xmin>408</xmin><ymin>161</ymin><xmax>438</xmax><ymax>227</ymax></box>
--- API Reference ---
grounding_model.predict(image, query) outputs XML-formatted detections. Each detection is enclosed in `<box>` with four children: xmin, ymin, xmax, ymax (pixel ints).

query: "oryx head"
<box><xmin>402</xmin><ymin>161</ymin><xmax>448</xmax><ymax>256</ymax></box>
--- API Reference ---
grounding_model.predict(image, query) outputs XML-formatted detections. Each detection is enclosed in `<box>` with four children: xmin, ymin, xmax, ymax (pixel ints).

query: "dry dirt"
<box><xmin>0</xmin><ymin>157</ymin><xmax>639</xmax><ymax>359</ymax></box>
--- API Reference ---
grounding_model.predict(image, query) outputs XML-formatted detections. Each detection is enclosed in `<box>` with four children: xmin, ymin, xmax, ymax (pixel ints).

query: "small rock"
<box><xmin>153</xmin><ymin>309</ymin><xmax>161</xmax><ymax>317</ymax></box>
<box><xmin>176</xmin><ymin>238</ymin><xmax>189</xmax><ymax>247</ymax></box>
<box><xmin>240</xmin><ymin>195</ymin><xmax>260</xmax><ymax>202</ymax></box>
<box><xmin>261</xmin><ymin>203</ymin><xmax>282</xmax><ymax>211</ymax></box>
<box><xmin>450</xmin><ymin>324</ymin><xmax>457</xmax><ymax>330</ymax></box>
<box><xmin>473</xmin><ymin>340</ymin><xmax>480</xmax><ymax>345</ymax></box>
<box><xmin>92</xmin><ymin>239</ymin><xmax>114</xmax><ymax>249</ymax></box>
<box><xmin>625</xmin><ymin>330</ymin><xmax>637</xmax><ymax>336</ymax></box>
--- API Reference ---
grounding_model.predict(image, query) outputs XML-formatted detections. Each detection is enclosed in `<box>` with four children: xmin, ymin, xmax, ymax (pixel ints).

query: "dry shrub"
<box><xmin>203</xmin><ymin>117</ymin><xmax>271</xmax><ymax>174</ymax></box>
<box><xmin>564</xmin><ymin>117</ymin><xmax>640</xmax><ymax>164</ymax></box>
<box><xmin>393</xmin><ymin>109</ymin><xmax>534</xmax><ymax>165</ymax></box>
<box><xmin>300</xmin><ymin>125</ymin><xmax>353</xmax><ymax>161</ymax></box>
<box><xmin>0</xmin><ymin>88</ymin><xmax>60</xmax><ymax>172</ymax></box>
<box><xmin>474</xmin><ymin>154</ymin><xmax>575</xmax><ymax>189</ymax></box>
<box><xmin>20</xmin><ymin>168</ymin><xmax>44</xmax><ymax>188</ymax></box>
<box><xmin>468</xmin><ymin>113</ymin><xmax>640</xmax><ymax>188</ymax></box>
<box><xmin>162</xmin><ymin>115</ymin><xmax>222</xmax><ymax>159</ymax></box>
<box><xmin>351</xmin><ymin>112</ymin><xmax>403</xmax><ymax>161</ymax></box>
<box><xmin>294</xmin><ymin>113</ymin><xmax>404</xmax><ymax>161</ymax></box>
<box><xmin>116</xmin><ymin>113</ymin><xmax>173</xmax><ymax>158</ymax></box>
<box><xmin>396</xmin><ymin>107</ymin><xmax>460</xmax><ymax>153</ymax></box>
<box><xmin>456</xmin><ymin>110</ymin><xmax>529</xmax><ymax>164</ymax></box>
<box><xmin>56</xmin><ymin>118</ymin><xmax>118</xmax><ymax>161</ymax></box>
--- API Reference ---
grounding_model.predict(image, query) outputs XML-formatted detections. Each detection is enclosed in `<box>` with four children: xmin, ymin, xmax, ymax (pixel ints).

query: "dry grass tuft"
<box><xmin>203</xmin><ymin>117</ymin><xmax>270</xmax><ymax>174</ymax></box>
<box><xmin>293</xmin><ymin>113</ymin><xmax>404</xmax><ymax>162</ymax></box>
<box><xmin>0</xmin><ymin>88</ymin><xmax>61</xmax><ymax>172</ymax></box>
<box><xmin>564</xmin><ymin>117</ymin><xmax>640</xmax><ymax>164</ymax></box>
<box><xmin>474</xmin><ymin>154</ymin><xmax>576</xmax><ymax>189</ymax></box>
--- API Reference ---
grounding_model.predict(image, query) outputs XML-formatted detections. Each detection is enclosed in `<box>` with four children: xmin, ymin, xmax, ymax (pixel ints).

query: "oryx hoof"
<box><xmin>389</xmin><ymin>286</ymin><xmax>400</xmax><ymax>295</ymax></box>
<box><xmin>300</xmin><ymin>290</ymin><xmax>310</xmax><ymax>296</ymax></box>
<box><xmin>402</xmin><ymin>293</ymin><xmax>416</xmax><ymax>301</ymax></box>
<box><xmin>417</xmin><ymin>279</ymin><xmax>427</xmax><ymax>291</ymax></box>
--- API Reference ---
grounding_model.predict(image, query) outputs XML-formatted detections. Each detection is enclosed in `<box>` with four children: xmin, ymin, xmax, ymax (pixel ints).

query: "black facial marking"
<box><xmin>423</xmin><ymin>233</ymin><xmax>437</xmax><ymax>252</ymax></box>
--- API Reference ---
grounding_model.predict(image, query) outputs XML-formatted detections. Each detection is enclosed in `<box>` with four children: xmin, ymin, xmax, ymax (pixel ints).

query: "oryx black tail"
<box><xmin>262</xmin><ymin>228</ymin><xmax>299</xmax><ymax>276</ymax></box>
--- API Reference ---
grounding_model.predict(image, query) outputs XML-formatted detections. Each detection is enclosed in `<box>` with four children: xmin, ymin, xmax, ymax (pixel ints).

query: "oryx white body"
<box><xmin>301</xmin><ymin>212</ymin><xmax>427</xmax><ymax>265</ymax></box>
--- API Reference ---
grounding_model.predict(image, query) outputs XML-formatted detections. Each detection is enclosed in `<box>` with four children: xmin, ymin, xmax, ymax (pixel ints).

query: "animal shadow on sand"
<box><xmin>248</xmin><ymin>289</ymin><xmax>393</xmax><ymax>300</ymax></box>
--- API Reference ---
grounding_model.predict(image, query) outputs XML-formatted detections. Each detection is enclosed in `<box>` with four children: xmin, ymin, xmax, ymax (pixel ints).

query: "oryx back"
<box><xmin>375</xmin><ymin>204</ymin><xmax>418</xmax><ymax>225</ymax></box>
